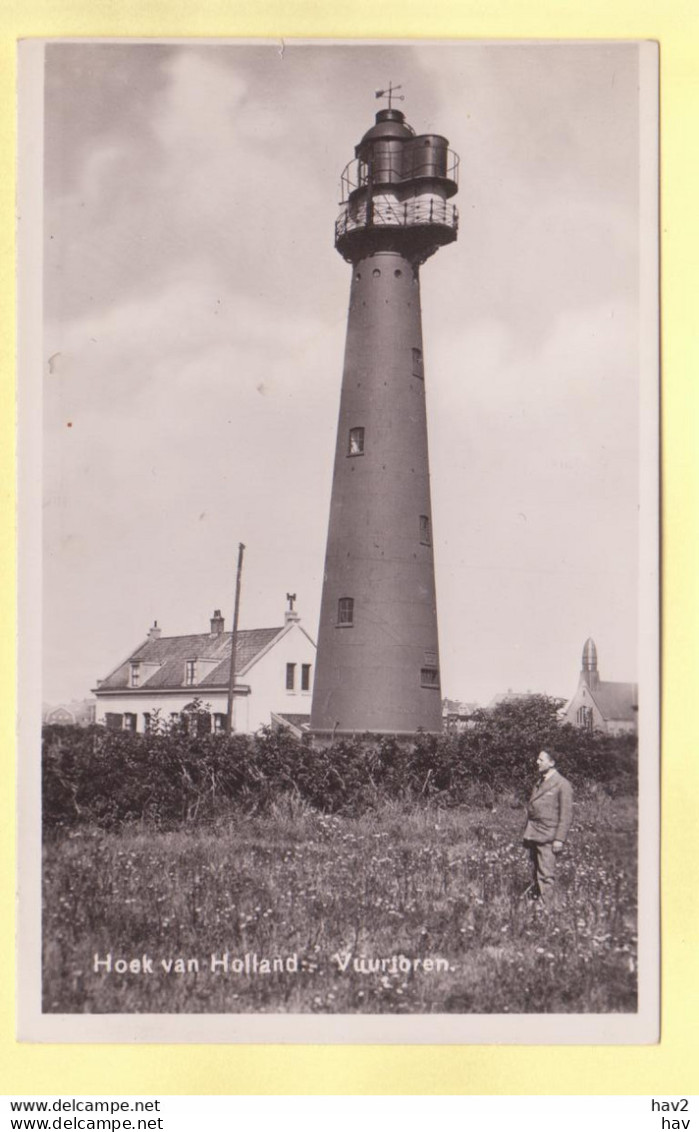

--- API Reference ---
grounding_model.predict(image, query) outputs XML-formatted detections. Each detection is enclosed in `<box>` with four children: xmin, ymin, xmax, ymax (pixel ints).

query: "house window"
<box><xmin>301</xmin><ymin>663</ymin><xmax>312</xmax><ymax>692</ymax></box>
<box><xmin>123</xmin><ymin>713</ymin><xmax>137</xmax><ymax>732</ymax></box>
<box><xmin>348</xmin><ymin>427</ymin><xmax>365</xmax><ymax>456</ymax></box>
<box><xmin>419</xmin><ymin>515</ymin><xmax>431</xmax><ymax>545</ymax></box>
<box><xmin>213</xmin><ymin>713</ymin><xmax>226</xmax><ymax>734</ymax></box>
<box><xmin>184</xmin><ymin>709</ymin><xmax>211</xmax><ymax>736</ymax></box>
<box><xmin>286</xmin><ymin>663</ymin><xmax>296</xmax><ymax>691</ymax></box>
<box><xmin>105</xmin><ymin>712</ymin><xmax>123</xmax><ymax>731</ymax></box>
<box><xmin>338</xmin><ymin>597</ymin><xmax>354</xmax><ymax>626</ymax></box>
<box><xmin>412</xmin><ymin>347</ymin><xmax>424</xmax><ymax>379</ymax></box>
<box><xmin>130</xmin><ymin>663</ymin><xmax>140</xmax><ymax>687</ymax></box>
<box><xmin>420</xmin><ymin>667</ymin><xmax>440</xmax><ymax>688</ymax></box>
<box><xmin>185</xmin><ymin>660</ymin><xmax>196</xmax><ymax>686</ymax></box>
<box><xmin>143</xmin><ymin>712</ymin><xmax>151</xmax><ymax>732</ymax></box>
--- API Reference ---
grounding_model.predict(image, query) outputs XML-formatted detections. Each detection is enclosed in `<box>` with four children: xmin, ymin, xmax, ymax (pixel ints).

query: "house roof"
<box><xmin>589</xmin><ymin>681</ymin><xmax>638</xmax><ymax>722</ymax></box>
<box><xmin>275</xmin><ymin>713</ymin><xmax>311</xmax><ymax>728</ymax></box>
<box><xmin>271</xmin><ymin>712</ymin><xmax>311</xmax><ymax>739</ymax></box>
<box><xmin>97</xmin><ymin>628</ymin><xmax>284</xmax><ymax>692</ymax></box>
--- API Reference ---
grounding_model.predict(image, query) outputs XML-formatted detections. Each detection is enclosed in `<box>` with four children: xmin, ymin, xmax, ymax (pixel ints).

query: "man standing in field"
<box><xmin>523</xmin><ymin>750</ymin><xmax>573</xmax><ymax>909</ymax></box>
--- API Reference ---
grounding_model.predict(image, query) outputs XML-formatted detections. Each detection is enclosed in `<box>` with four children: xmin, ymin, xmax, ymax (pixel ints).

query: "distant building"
<box><xmin>93</xmin><ymin>603</ymin><xmax>316</xmax><ymax>735</ymax></box>
<box><xmin>442</xmin><ymin>698</ymin><xmax>480</xmax><ymax>731</ymax></box>
<box><xmin>486</xmin><ymin>689</ymin><xmax>536</xmax><ymax>710</ymax></box>
<box><xmin>43</xmin><ymin>699</ymin><xmax>96</xmax><ymax>727</ymax></box>
<box><xmin>562</xmin><ymin>638</ymin><xmax>638</xmax><ymax>735</ymax></box>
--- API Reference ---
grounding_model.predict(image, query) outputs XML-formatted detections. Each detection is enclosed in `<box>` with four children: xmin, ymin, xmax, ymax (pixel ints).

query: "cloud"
<box><xmin>40</xmin><ymin>42</ymin><xmax>646</xmax><ymax>704</ymax></box>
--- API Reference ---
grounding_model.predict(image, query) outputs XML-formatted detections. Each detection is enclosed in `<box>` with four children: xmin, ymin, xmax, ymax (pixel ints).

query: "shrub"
<box><xmin>42</xmin><ymin>696</ymin><xmax>637</xmax><ymax>832</ymax></box>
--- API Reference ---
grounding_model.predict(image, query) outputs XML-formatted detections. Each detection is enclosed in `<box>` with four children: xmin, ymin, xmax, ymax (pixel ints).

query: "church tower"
<box><xmin>581</xmin><ymin>637</ymin><xmax>600</xmax><ymax>690</ymax></box>
<box><xmin>310</xmin><ymin>95</ymin><xmax>459</xmax><ymax>739</ymax></box>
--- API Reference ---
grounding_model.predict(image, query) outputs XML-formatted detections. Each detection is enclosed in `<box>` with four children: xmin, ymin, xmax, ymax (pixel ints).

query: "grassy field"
<box><xmin>43</xmin><ymin>793</ymin><xmax>637</xmax><ymax>1014</ymax></box>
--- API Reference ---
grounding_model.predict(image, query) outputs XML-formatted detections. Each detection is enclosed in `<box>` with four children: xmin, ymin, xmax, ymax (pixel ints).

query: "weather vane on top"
<box><xmin>375</xmin><ymin>81</ymin><xmax>404</xmax><ymax>110</ymax></box>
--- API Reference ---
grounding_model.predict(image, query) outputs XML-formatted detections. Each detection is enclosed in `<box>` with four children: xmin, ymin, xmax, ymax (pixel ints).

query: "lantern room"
<box><xmin>335</xmin><ymin>108</ymin><xmax>459</xmax><ymax>264</ymax></box>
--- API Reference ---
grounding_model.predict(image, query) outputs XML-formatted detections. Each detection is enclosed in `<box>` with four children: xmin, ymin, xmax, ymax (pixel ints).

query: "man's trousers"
<box><xmin>524</xmin><ymin>839</ymin><xmax>557</xmax><ymax>905</ymax></box>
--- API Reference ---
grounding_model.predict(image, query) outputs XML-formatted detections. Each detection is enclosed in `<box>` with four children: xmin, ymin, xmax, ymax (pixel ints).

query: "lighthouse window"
<box><xmin>348</xmin><ymin>427</ymin><xmax>365</xmax><ymax>456</ymax></box>
<box><xmin>420</xmin><ymin>667</ymin><xmax>440</xmax><ymax>688</ymax></box>
<box><xmin>419</xmin><ymin>515</ymin><xmax>432</xmax><ymax>545</ymax></box>
<box><xmin>412</xmin><ymin>348</ymin><xmax>424</xmax><ymax>379</ymax></box>
<box><xmin>337</xmin><ymin>598</ymin><xmax>354</xmax><ymax>626</ymax></box>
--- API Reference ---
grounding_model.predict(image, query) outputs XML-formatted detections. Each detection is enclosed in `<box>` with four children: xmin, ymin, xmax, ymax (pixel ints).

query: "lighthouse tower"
<box><xmin>310</xmin><ymin>95</ymin><xmax>459</xmax><ymax>740</ymax></box>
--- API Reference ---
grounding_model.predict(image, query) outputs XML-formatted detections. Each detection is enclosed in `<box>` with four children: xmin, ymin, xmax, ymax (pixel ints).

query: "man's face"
<box><xmin>537</xmin><ymin>750</ymin><xmax>555</xmax><ymax>774</ymax></box>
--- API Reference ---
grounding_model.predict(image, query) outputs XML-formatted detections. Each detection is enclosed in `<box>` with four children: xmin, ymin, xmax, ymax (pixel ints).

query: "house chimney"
<box><xmin>148</xmin><ymin>620</ymin><xmax>161</xmax><ymax>641</ymax></box>
<box><xmin>285</xmin><ymin>592</ymin><xmax>300</xmax><ymax>624</ymax></box>
<box><xmin>210</xmin><ymin>609</ymin><xmax>225</xmax><ymax>634</ymax></box>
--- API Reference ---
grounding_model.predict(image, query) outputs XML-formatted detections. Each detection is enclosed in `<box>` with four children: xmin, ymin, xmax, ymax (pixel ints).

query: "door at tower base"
<box><xmin>310</xmin><ymin>105</ymin><xmax>458</xmax><ymax>739</ymax></box>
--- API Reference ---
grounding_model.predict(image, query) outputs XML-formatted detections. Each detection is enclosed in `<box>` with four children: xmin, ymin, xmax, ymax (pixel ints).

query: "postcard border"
<box><xmin>3</xmin><ymin>8</ymin><xmax>692</xmax><ymax>1098</ymax></box>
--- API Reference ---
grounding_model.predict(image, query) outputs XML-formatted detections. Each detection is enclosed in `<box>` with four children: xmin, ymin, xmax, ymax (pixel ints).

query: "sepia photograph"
<box><xmin>18</xmin><ymin>38</ymin><xmax>658</xmax><ymax>1043</ymax></box>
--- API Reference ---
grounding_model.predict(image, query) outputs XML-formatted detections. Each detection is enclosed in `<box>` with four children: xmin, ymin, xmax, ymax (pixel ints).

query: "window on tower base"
<box><xmin>420</xmin><ymin>667</ymin><xmax>440</xmax><ymax>688</ymax></box>
<box><xmin>337</xmin><ymin>597</ymin><xmax>354</xmax><ymax>626</ymax></box>
<box><xmin>412</xmin><ymin>347</ymin><xmax>424</xmax><ymax>379</ymax></box>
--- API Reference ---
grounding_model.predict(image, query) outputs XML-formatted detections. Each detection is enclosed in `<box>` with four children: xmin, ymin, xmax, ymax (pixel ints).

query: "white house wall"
<box><xmin>243</xmin><ymin>622</ymin><xmax>315</xmax><ymax>732</ymax></box>
<box><xmin>94</xmin><ymin>690</ymin><xmax>232</xmax><ymax>731</ymax></box>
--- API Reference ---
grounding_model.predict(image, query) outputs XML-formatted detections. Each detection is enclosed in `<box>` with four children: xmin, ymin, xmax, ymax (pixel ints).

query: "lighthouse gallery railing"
<box><xmin>335</xmin><ymin>197</ymin><xmax>459</xmax><ymax>242</ymax></box>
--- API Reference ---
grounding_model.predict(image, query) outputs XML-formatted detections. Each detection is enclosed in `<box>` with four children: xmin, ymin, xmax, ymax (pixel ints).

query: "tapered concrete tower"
<box><xmin>310</xmin><ymin>98</ymin><xmax>459</xmax><ymax>740</ymax></box>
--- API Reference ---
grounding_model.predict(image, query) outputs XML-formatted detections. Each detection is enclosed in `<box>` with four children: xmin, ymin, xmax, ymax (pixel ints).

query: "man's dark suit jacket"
<box><xmin>523</xmin><ymin>769</ymin><xmax>573</xmax><ymax>844</ymax></box>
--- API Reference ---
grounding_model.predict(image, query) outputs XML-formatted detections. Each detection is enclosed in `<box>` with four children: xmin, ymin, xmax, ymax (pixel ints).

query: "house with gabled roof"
<box><xmin>93</xmin><ymin>602</ymin><xmax>316</xmax><ymax>734</ymax></box>
<box><xmin>562</xmin><ymin>637</ymin><xmax>638</xmax><ymax>735</ymax></box>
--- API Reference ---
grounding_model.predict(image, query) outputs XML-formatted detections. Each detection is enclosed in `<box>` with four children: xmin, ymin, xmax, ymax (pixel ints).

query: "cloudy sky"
<box><xmin>42</xmin><ymin>41</ymin><xmax>645</xmax><ymax>706</ymax></box>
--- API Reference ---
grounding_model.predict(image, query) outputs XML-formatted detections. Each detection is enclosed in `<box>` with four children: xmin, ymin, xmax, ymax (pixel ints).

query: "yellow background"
<box><xmin>2</xmin><ymin>0</ymin><xmax>696</xmax><ymax>1096</ymax></box>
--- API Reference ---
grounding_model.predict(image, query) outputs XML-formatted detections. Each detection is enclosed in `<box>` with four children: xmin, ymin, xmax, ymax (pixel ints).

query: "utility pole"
<box><xmin>225</xmin><ymin>542</ymin><xmax>245</xmax><ymax>734</ymax></box>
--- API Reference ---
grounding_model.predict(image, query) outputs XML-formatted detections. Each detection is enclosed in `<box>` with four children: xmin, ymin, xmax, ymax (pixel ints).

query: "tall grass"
<box><xmin>43</xmin><ymin>795</ymin><xmax>637</xmax><ymax>1015</ymax></box>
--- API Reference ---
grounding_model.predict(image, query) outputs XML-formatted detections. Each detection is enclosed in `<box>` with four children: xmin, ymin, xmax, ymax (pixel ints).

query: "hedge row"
<box><xmin>42</xmin><ymin>696</ymin><xmax>637</xmax><ymax>830</ymax></box>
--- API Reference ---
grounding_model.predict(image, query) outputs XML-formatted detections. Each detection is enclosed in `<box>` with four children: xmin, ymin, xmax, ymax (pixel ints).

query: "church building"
<box><xmin>562</xmin><ymin>638</ymin><xmax>638</xmax><ymax>735</ymax></box>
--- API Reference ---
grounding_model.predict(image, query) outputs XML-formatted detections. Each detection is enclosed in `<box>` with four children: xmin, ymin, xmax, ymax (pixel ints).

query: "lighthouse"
<box><xmin>310</xmin><ymin>93</ymin><xmax>459</xmax><ymax>740</ymax></box>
